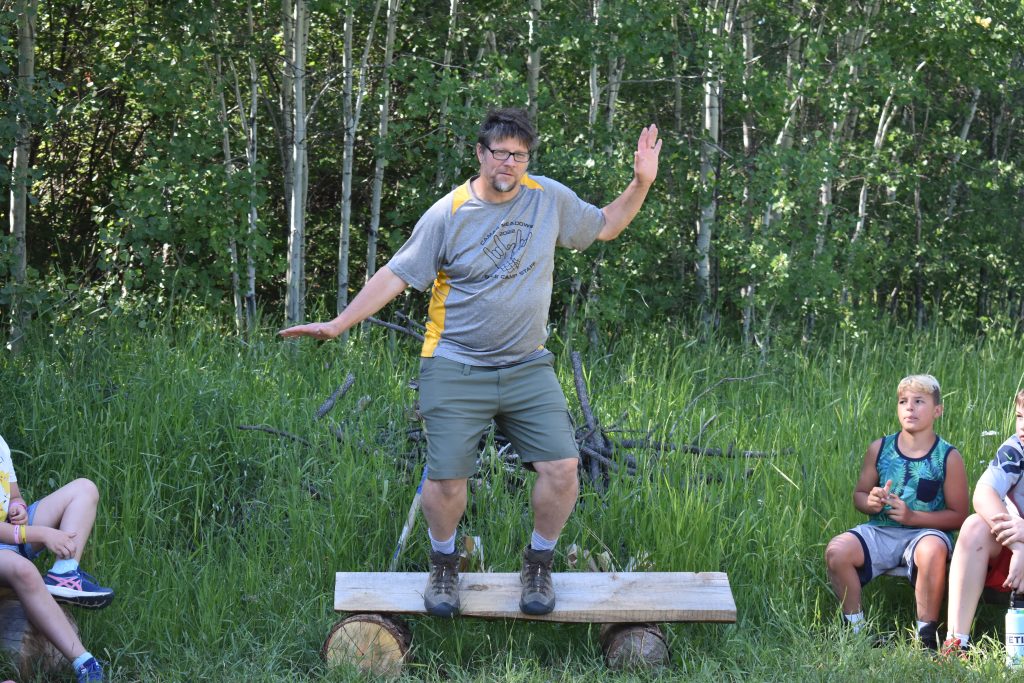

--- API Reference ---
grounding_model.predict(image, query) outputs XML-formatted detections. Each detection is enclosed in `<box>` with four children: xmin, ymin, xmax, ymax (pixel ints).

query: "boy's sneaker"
<box><xmin>75</xmin><ymin>656</ymin><xmax>104</xmax><ymax>683</ymax></box>
<box><xmin>519</xmin><ymin>546</ymin><xmax>556</xmax><ymax>615</ymax></box>
<box><xmin>916</xmin><ymin>620</ymin><xmax>939</xmax><ymax>650</ymax></box>
<box><xmin>941</xmin><ymin>636</ymin><xmax>971</xmax><ymax>659</ymax></box>
<box><xmin>45</xmin><ymin>569</ymin><xmax>115</xmax><ymax>609</ymax></box>
<box><xmin>423</xmin><ymin>550</ymin><xmax>460</xmax><ymax>617</ymax></box>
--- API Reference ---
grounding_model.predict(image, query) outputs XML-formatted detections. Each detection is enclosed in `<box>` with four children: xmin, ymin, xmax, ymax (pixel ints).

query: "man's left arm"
<box><xmin>597</xmin><ymin>124</ymin><xmax>662</xmax><ymax>242</ymax></box>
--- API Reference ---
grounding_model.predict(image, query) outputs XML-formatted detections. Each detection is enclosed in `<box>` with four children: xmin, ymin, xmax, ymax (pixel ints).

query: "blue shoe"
<box><xmin>45</xmin><ymin>568</ymin><xmax>115</xmax><ymax>609</ymax></box>
<box><xmin>75</xmin><ymin>656</ymin><xmax>104</xmax><ymax>683</ymax></box>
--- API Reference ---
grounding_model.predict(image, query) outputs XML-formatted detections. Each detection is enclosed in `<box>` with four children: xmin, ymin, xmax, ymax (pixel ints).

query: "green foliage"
<box><xmin>2</xmin><ymin>0</ymin><xmax>1024</xmax><ymax>342</ymax></box>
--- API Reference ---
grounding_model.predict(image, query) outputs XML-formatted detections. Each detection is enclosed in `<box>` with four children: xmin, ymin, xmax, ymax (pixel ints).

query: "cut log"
<box><xmin>599</xmin><ymin>622</ymin><xmax>669</xmax><ymax>670</ymax></box>
<box><xmin>0</xmin><ymin>588</ymin><xmax>76</xmax><ymax>678</ymax></box>
<box><xmin>321</xmin><ymin>613</ymin><xmax>411</xmax><ymax>676</ymax></box>
<box><xmin>334</xmin><ymin>571</ymin><xmax>736</xmax><ymax>623</ymax></box>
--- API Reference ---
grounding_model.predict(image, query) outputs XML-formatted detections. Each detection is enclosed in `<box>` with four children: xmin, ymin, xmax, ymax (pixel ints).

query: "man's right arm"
<box><xmin>278</xmin><ymin>266</ymin><xmax>409</xmax><ymax>340</ymax></box>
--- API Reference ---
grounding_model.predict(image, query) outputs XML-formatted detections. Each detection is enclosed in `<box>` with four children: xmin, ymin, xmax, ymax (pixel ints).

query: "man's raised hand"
<box><xmin>634</xmin><ymin>124</ymin><xmax>662</xmax><ymax>187</ymax></box>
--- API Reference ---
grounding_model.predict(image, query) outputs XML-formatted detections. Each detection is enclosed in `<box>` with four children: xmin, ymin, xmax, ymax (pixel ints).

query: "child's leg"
<box><xmin>947</xmin><ymin>513</ymin><xmax>1003</xmax><ymax>636</ymax></box>
<box><xmin>911</xmin><ymin>534</ymin><xmax>948</xmax><ymax>622</ymax></box>
<box><xmin>27</xmin><ymin>478</ymin><xmax>99</xmax><ymax>562</ymax></box>
<box><xmin>0</xmin><ymin>552</ymin><xmax>86</xmax><ymax>662</ymax></box>
<box><xmin>825</xmin><ymin>532</ymin><xmax>866</xmax><ymax>613</ymax></box>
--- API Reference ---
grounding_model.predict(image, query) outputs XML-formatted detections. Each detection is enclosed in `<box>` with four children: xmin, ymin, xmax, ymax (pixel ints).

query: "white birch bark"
<box><xmin>695</xmin><ymin>0</ymin><xmax>735</xmax><ymax>327</ymax></box>
<box><xmin>435</xmin><ymin>0</ymin><xmax>460</xmax><ymax>188</ymax></box>
<box><xmin>366</xmin><ymin>0</ymin><xmax>402</xmax><ymax>287</ymax></box>
<box><xmin>214</xmin><ymin>55</ymin><xmax>244</xmax><ymax>334</ymax></box>
<box><xmin>285</xmin><ymin>0</ymin><xmax>308</xmax><ymax>325</ymax></box>
<box><xmin>338</xmin><ymin>0</ymin><xmax>384</xmax><ymax>314</ymax></box>
<box><xmin>8</xmin><ymin>0</ymin><xmax>36</xmax><ymax>350</ymax></box>
<box><xmin>527</xmin><ymin>0</ymin><xmax>541</xmax><ymax>127</ymax></box>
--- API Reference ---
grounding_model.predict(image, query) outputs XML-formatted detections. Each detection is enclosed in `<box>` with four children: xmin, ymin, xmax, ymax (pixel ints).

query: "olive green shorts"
<box><xmin>418</xmin><ymin>353</ymin><xmax>579</xmax><ymax>479</ymax></box>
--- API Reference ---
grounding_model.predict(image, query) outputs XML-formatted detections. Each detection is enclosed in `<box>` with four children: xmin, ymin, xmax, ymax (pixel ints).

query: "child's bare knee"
<box><xmin>914</xmin><ymin>537</ymin><xmax>948</xmax><ymax>568</ymax></box>
<box><xmin>825</xmin><ymin>537</ymin><xmax>852</xmax><ymax>569</ymax></box>
<box><xmin>73</xmin><ymin>477</ymin><xmax>100</xmax><ymax>503</ymax></box>
<box><xmin>5</xmin><ymin>556</ymin><xmax>42</xmax><ymax>589</ymax></box>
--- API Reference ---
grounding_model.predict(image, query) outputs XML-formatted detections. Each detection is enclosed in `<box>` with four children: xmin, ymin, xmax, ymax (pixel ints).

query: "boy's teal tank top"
<box><xmin>868</xmin><ymin>432</ymin><xmax>953</xmax><ymax>529</ymax></box>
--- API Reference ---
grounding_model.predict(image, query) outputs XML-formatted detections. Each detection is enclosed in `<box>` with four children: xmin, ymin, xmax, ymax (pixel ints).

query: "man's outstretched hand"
<box><xmin>278</xmin><ymin>322</ymin><xmax>339</xmax><ymax>340</ymax></box>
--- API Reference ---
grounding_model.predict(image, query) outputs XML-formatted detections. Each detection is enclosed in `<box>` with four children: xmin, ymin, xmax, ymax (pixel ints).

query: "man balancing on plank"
<box><xmin>280</xmin><ymin>107</ymin><xmax>661</xmax><ymax>617</ymax></box>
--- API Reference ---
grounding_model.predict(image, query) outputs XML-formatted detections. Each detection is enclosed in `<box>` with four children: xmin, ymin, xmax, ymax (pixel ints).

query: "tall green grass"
<box><xmin>2</xmin><ymin>316</ymin><xmax>1024</xmax><ymax>681</ymax></box>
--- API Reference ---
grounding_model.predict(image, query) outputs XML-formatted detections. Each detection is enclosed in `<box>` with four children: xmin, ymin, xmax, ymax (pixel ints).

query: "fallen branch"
<box><xmin>617</xmin><ymin>438</ymin><xmax>786</xmax><ymax>459</ymax></box>
<box><xmin>237</xmin><ymin>424</ymin><xmax>311</xmax><ymax>447</ymax></box>
<box><xmin>367</xmin><ymin>316</ymin><xmax>425</xmax><ymax>342</ymax></box>
<box><xmin>316</xmin><ymin>372</ymin><xmax>356</xmax><ymax>420</ymax></box>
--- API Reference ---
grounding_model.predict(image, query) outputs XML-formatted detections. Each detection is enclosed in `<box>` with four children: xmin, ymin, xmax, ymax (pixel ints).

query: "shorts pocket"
<box><xmin>916</xmin><ymin>477</ymin><xmax>941</xmax><ymax>503</ymax></box>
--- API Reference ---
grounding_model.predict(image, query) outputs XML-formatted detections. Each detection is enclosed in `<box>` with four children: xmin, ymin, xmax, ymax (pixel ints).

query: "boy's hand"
<box><xmin>992</xmin><ymin>513</ymin><xmax>1024</xmax><ymax>547</ymax></box>
<box><xmin>1006</xmin><ymin>545</ymin><xmax>1024</xmax><ymax>591</ymax></box>
<box><xmin>866</xmin><ymin>480</ymin><xmax>894</xmax><ymax>513</ymax></box>
<box><xmin>6</xmin><ymin>500</ymin><xmax>27</xmax><ymax>525</ymax></box>
<box><xmin>41</xmin><ymin>528</ymin><xmax>79</xmax><ymax>559</ymax></box>
<box><xmin>884</xmin><ymin>494</ymin><xmax>914</xmax><ymax>525</ymax></box>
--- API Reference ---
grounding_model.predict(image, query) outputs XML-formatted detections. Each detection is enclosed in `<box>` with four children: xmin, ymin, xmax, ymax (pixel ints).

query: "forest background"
<box><xmin>2</xmin><ymin>0</ymin><xmax>1023</xmax><ymax>344</ymax></box>
<box><xmin>3</xmin><ymin>1</ymin><xmax>1024</xmax><ymax>682</ymax></box>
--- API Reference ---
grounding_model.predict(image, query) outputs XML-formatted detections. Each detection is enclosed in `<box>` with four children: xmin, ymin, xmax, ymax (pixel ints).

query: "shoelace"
<box><xmin>523</xmin><ymin>560</ymin><xmax>551</xmax><ymax>592</ymax></box>
<box><xmin>431</xmin><ymin>562</ymin><xmax>457</xmax><ymax>594</ymax></box>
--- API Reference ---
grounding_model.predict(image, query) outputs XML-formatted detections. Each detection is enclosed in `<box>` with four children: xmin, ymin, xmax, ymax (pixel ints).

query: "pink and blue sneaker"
<box><xmin>45</xmin><ymin>568</ymin><xmax>114</xmax><ymax>609</ymax></box>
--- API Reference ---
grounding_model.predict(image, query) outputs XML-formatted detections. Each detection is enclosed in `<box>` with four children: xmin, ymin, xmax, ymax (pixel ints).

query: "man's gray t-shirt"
<box><xmin>387</xmin><ymin>174</ymin><xmax>605</xmax><ymax>366</ymax></box>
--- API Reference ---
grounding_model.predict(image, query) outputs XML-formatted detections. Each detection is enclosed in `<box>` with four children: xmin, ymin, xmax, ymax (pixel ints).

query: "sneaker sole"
<box><xmin>424</xmin><ymin>601</ymin><xmax>460</xmax><ymax>618</ymax></box>
<box><xmin>519</xmin><ymin>598</ymin><xmax>555</xmax><ymax>615</ymax></box>
<box><xmin>47</xmin><ymin>587</ymin><xmax>115</xmax><ymax>609</ymax></box>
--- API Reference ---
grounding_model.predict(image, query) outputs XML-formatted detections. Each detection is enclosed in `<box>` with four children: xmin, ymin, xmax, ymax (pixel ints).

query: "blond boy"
<box><xmin>825</xmin><ymin>374</ymin><xmax>969</xmax><ymax>649</ymax></box>
<box><xmin>943</xmin><ymin>390</ymin><xmax>1024</xmax><ymax>653</ymax></box>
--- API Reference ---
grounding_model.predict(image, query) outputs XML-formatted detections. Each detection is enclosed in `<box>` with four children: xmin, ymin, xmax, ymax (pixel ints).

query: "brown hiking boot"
<box><xmin>423</xmin><ymin>550</ymin><xmax>460</xmax><ymax>617</ymax></box>
<box><xmin>520</xmin><ymin>546</ymin><xmax>556</xmax><ymax>615</ymax></box>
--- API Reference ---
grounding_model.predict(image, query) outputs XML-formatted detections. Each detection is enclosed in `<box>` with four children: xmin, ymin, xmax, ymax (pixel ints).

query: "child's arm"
<box><xmin>852</xmin><ymin>439</ymin><xmax>889</xmax><ymax>515</ymax></box>
<box><xmin>0</xmin><ymin>519</ymin><xmax>78</xmax><ymax>558</ymax></box>
<box><xmin>883</xmin><ymin>448</ymin><xmax>970</xmax><ymax>531</ymax></box>
<box><xmin>6</xmin><ymin>482</ymin><xmax>27</xmax><ymax>524</ymax></box>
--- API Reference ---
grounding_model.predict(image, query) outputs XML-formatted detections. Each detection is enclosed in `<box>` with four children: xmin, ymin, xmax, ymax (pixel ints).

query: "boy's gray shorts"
<box><xmin>847</xmin><ymin>523</ymin><xmax>952</xmax><ymax>586</ymax></box>
<box><xmin>418</xmin><ymin>353</ymin><xmax>579</xmax><ymax>479</ymax></box>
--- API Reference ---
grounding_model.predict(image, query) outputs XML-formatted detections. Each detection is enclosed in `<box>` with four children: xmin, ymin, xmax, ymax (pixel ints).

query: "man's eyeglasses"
<box><xmin>483</xmin><ymin>144</ymin><xmax>530</xmax><ymax>164</ymax></box>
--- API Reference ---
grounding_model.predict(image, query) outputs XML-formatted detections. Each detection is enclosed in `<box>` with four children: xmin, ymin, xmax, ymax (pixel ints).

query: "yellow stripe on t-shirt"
<box><xmin>521</xmin><ymin>174</ymin><xmax>543</xmax><ymax>190</ymax></box>
<box><xmin>451</xmin><ymin>182</ymin><xmax>472</xmax><ymax>214</ymax></box>
<box><xmin>422</xmin><ymin>270</ymin><xmax>451</xmax><ymax>357</ymax></box>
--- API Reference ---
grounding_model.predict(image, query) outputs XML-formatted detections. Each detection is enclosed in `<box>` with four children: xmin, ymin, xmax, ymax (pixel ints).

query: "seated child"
<box><xmin>825</xmin><ymin>374</ymin><xmax>969</xmax><ymax>649</ymax></box>
<box><xmin>0</xmin><ymin>433</ymin><xmax>114</xmax><ymax>682</ymax></box>
<box><xmin>944</xmin><ymin>389</ymin><xmax>1024</xmax><ymax>654</ymax></box>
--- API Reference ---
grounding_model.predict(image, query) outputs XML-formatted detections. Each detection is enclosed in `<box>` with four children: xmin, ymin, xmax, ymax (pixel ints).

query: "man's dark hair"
<box><xmin>477</xmin><ymin>108</ymin><xmax>537</xmax><ymax>151</ymax></box>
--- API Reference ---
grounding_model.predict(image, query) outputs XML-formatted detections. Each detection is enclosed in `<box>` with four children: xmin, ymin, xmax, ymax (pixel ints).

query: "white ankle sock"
<box><xmin>428</xmin><ymin>529</ymin><xmax>456</xmax><ymax>555</ymax></box>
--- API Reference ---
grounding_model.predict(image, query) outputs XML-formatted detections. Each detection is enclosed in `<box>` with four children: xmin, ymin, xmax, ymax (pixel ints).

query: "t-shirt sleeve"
<box><xmin>0</xmin><ymin>435</ymin><xmax>13</xmax><ymax>483</ymax></box>
<box><xmin>977</xmin><ymin>436</ymin><xmax>1024</xmax><ymax>498</ymax></box>
<box><xmin>386</xmin><ymin>197</ymin><xmax>450</xmax><ymax>292</ymax></box>
<box><xmin>550</xmin><ymin>180</ymin><xmax>606</xmax><ymax>252</ymax></box>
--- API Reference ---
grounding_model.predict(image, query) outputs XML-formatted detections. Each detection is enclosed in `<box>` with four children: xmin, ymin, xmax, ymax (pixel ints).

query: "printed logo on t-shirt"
<box><xmin>481</xmin><ymin>220</ymin><xmax>536</xmax><ymax>280</ymax></box>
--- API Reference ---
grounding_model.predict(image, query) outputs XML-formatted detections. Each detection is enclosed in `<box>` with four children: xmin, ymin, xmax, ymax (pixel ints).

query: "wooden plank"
<box><xmin>334</xmin><ymin>572</ymin><xmax>735</xmax><ymax>623</ymax></box>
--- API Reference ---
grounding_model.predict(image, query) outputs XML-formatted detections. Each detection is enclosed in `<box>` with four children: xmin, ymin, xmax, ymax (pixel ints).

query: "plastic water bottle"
<box><xmin>1007</xmin><ymin>591</ymin><xmax>1024</xmax><ymax>668</ymax></box>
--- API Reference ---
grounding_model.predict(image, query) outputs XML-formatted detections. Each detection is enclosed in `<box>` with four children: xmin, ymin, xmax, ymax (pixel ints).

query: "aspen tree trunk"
<box><xmin>337</xmin><ymin>0</ymin><xmax>383</xmax><ymax>315</ymax></box>
<box><xmin>280</xmin><ymin>0</ymin><xmax>295</xmax><ymax>238</ymax></box>
<box><xmin>366</xmin><ymin>0</ymin><xmax>401</xmax><ymax>287</ymax></box>
<box><xmin>8</xmin><ymin>0</ymin><xmax>36</xmax><ymax>351</ymax></box>
<box><xmin>943</xmin><ymin>86</ymin><xmax>981</xmax><ymax>223</ymax></box>
<box><xmin>435</xmin><ymin>0</ymin><xmax>460</xmax><ymax>188</ymax></box>
<box><xmin>695</xmin><ymin>0</ymin><xmax>735</xmax><ymax>329</ymax></box>
<box><xmin>739</xmin><ymin>0</ymin><xmax>756</xmax><ymax>344</ymax></box>
<box><xmin>527</xmin><ymin>0</ymin><xmax>541</xmax><ymax>127</ymax></box>
<box><xmin>805</xmin><ymin>0</ymin><xmax>879</xmax><ymax>339</ymax></box>
<box><xmin>285</xmin><ymin>0</ymin><xmax>309</xmax><ymax>325</ymax></box>
<box><xmin>214</xmin><ymin>55</ymin><xmax>245</xmax><ymax>334</ymax></box>
<box><xmin>241</xmin><ymin>0</ymin><xmax>260</xmax><ymax>330</ymax></box>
